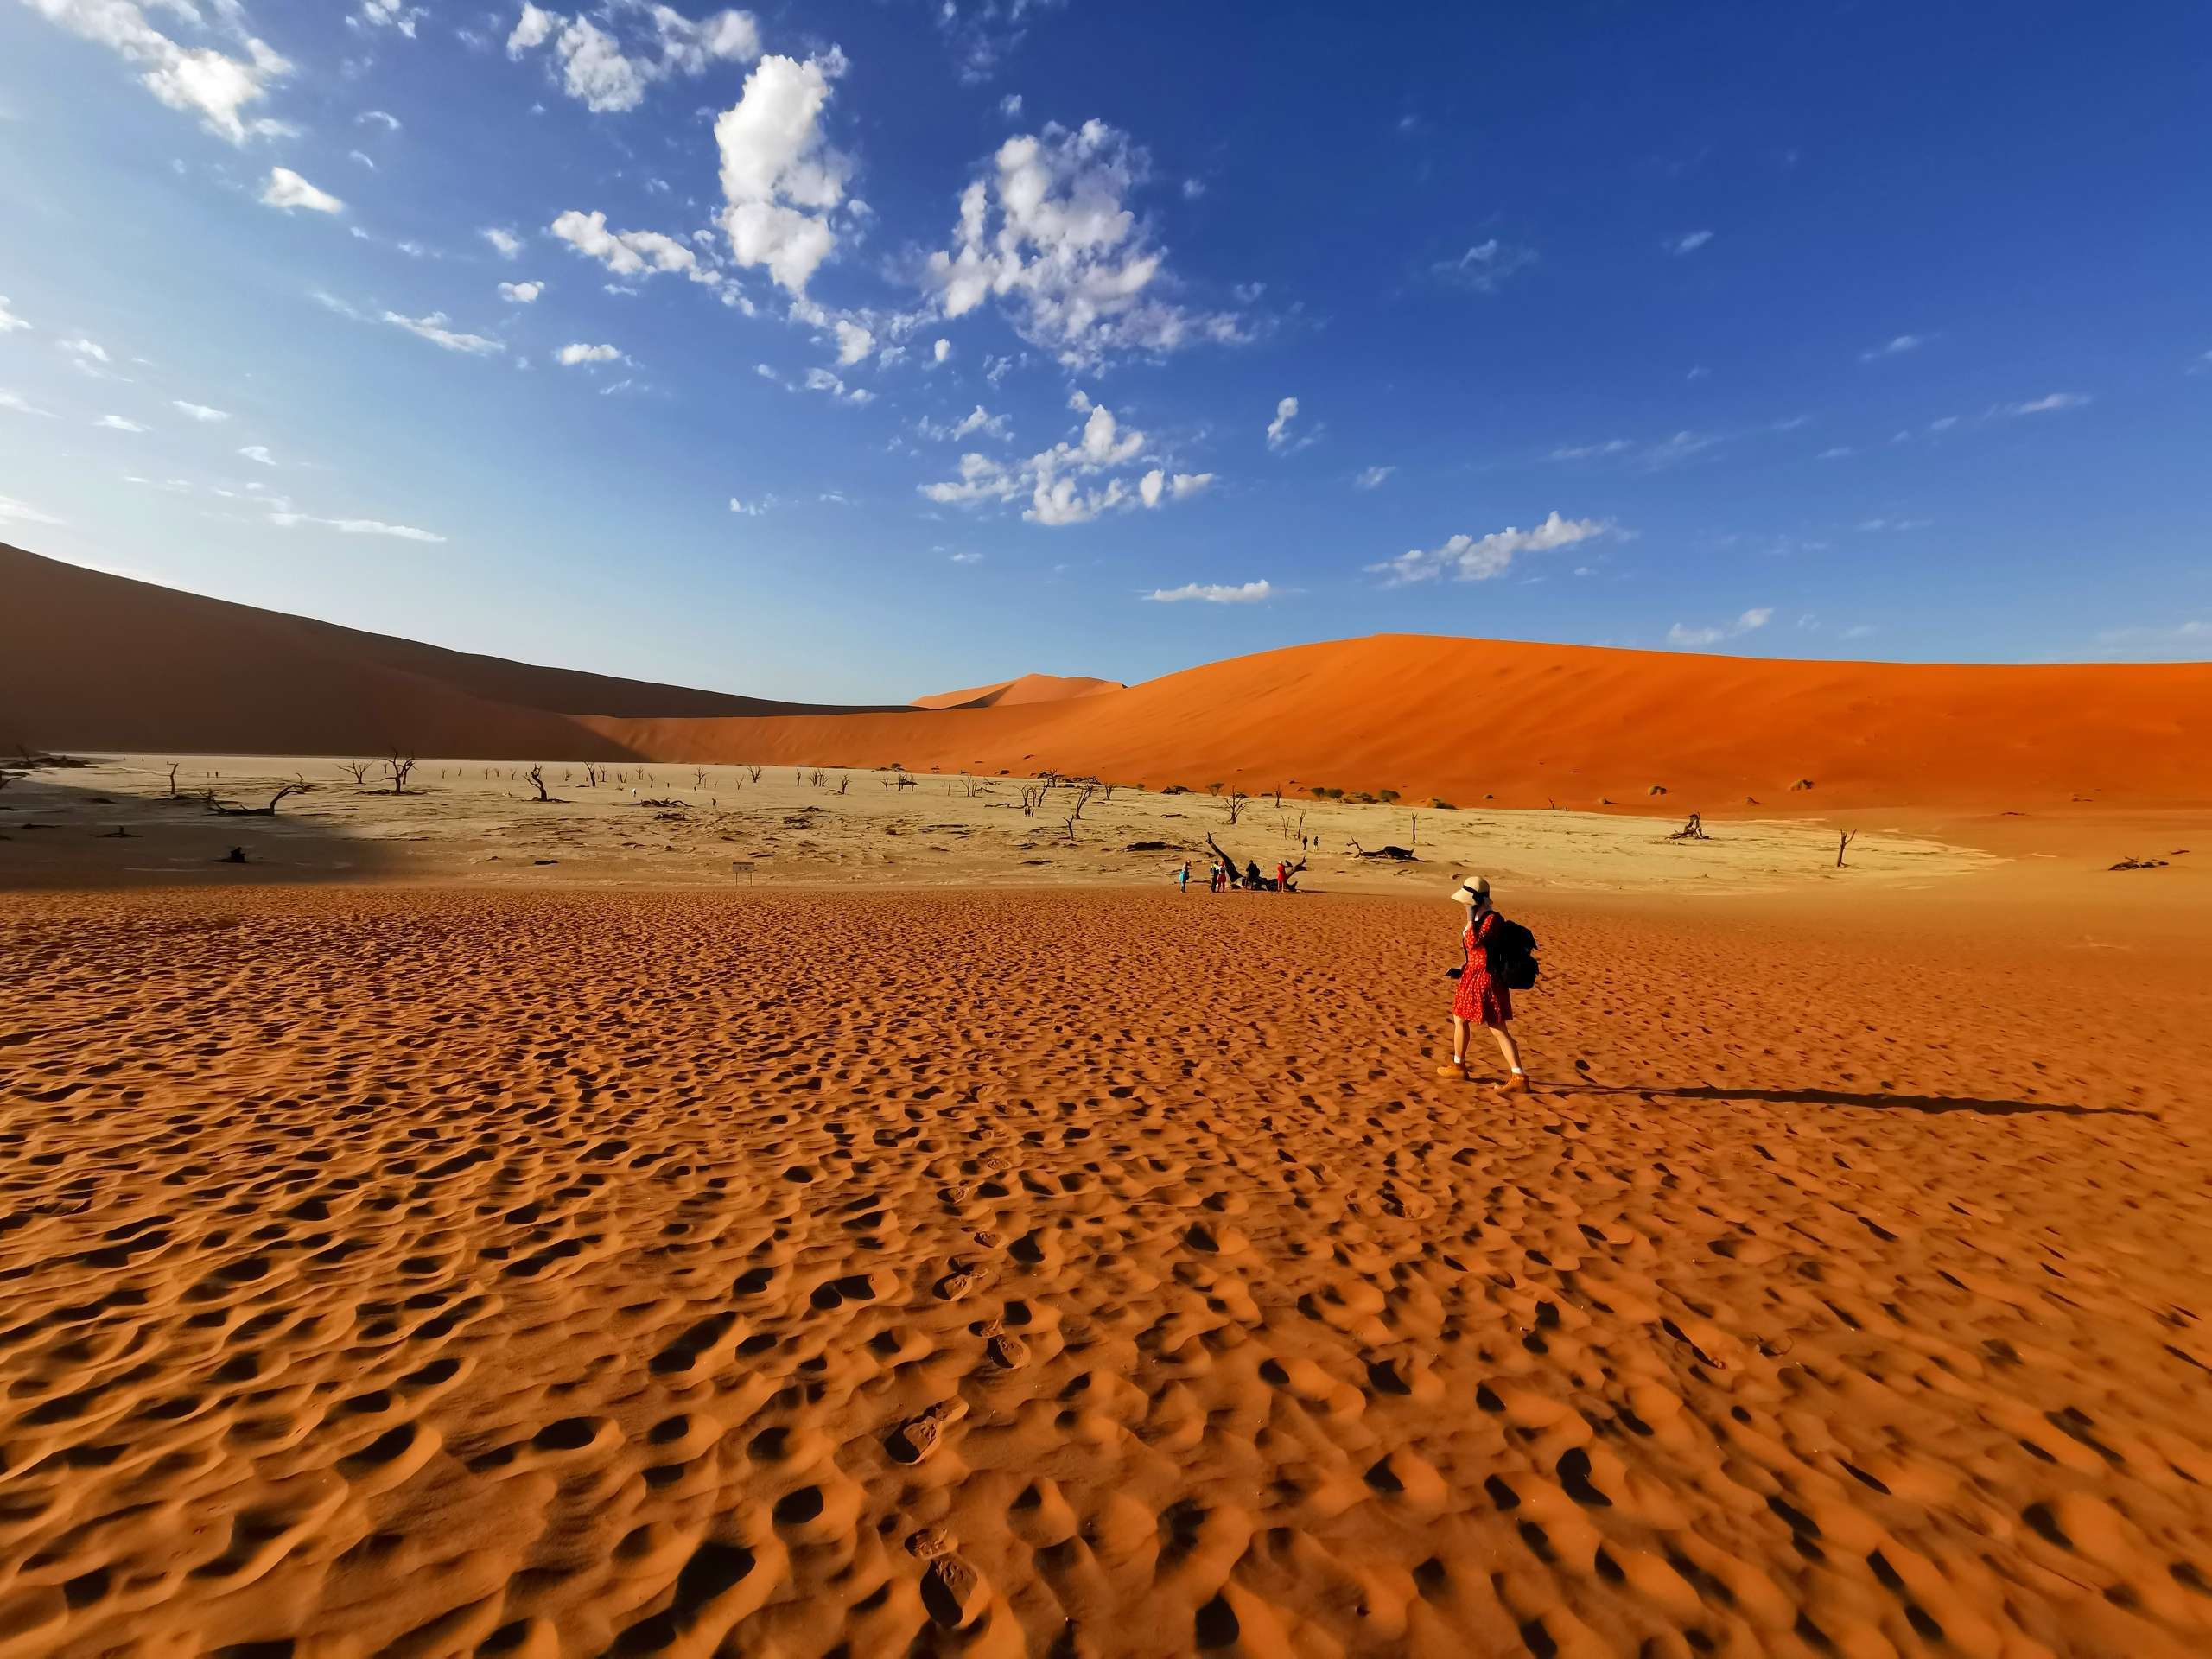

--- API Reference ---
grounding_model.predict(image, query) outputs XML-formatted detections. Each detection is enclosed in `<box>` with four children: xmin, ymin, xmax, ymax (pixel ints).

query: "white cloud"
<box><xmin>1433</xmin><ymin>238</ymin><xmax>1537</xmax><ymax>294</ymax></box>
<box><xmin>1687</xmin><ymin>364</ymin><xmax>1710</xmax><ymax>381</ymax></box>
<box><xmin>359</xmin><ymin>108</ymin><xmax>401</xmax><ymax>130</ymax></box>
<box><xmin>931</xmin><ymin>337</ymin><xmax>950</xmax><ymax>365</ymax></box>
<box><xmin>1264</xmin><ymin>395</ymin><xmax>1299</xmax><ymax>451</ymax></box>
<box><xmin>556</xmin><ymin>342</ymin><xmax>622</xmax><ymax>365</ymax></box>
<box><xmin>920</xmin><ymin>398</ymin><xmax>1203</xmax><ymax>526</ymax></box>
<box><xmin>925</xmin><ymin>118</ymin><xmax>1238</xmax><ymax>369</ymax></box>
<box><xmin>1</xmin><ymin>390</ymin><xmax>54</xmax><ymax>416</ymax></box>
<box><xmin>998</xmin><ymin>93</ymin><xmax>1021</xmax><ymax>118</ymax></box>
<box><xmin>1667</xmin><ymin>607</ymin><xmax>1772</xmax><ymax>648</ymax></box>
<box><xmin>1370</xmin><ymin>512</ymin><xmax>1610</xmax><ymax>587</ymax></box>
<box><xmin>0</xmin><ymin>296</ymin><xmax>28</xmax><ymax>333</ymax></box>
<box><xmin>96</xmin><ymin>413</ymin><xmax>149</xmax><ymax>432</ymax></box>
<box><xmin>800</xmin><ymin>366</ymin><xmax>872</xmax><ymax>404</ymax></box>
<box><xmin>715</xmin><ymin>53</ymin><xmax>850</xmax><ymax>295</ymax></box>
<box><xmin>1857</xmin><ymin>517</ymin><xmax>1930</xmax><ymax>531</ymax></box>
<box><xmin>349</xmin><ymin>149</ymin><xmax>376</xmax><ymax>168</ymax></box>
<box><xmin>1995</xmin><ymin>391</ymin><xmax>2092</xmax><ymax>416</ymax></box>
<box><xmin>550</xmin><ymin>209</ymin><xmax>695</xmax><ymax>278</ymax></box>
<box><xmin>1817</xmin><ymin>446</ymin><xmax>1854</xmax><ymax>460</ymax></box>
<box><xmin>1353</xmin><ymin>465</ymin><xmax>1395</xmax><ymax>490</ymax></box>
<box><xmin>1859</xmin><ymin>334</ymin><xmax>1923</xmax><ymax>361</ymax></box>
<box><xmin>383</xmin><ymin>311</ymin><xmax>505</xmax><ymax>354</ymax></box>
<box><xmin>728</xmin><ymin>495</ymin><xmax>771</xmax><ymax>515</ymax></box>
<box><xmin>172</xmin><ymin>399</ymin><xmax>229</xmax><ymax>422</ymax></box>
<box><xmin>268</xmin><ymin>511</ymin><xmax>445</xmax><ymax>542</ymax></box>
<box><xmin>59</xmin><ymin>335</ymin><xmax>110</xmax><ymax>363</ymax></box>
<box><xmin>833</xmin><ymin>318</ymin><xmax>874</xmax><ymax>365</ymax></box>
<box><xmin>482</xmin><ymin>226</ymin><xmax>524</xmax><ymax>258</ymax></box>
<box><xmin>261</xmin><ymin>167</ymin><xmax>343</xmax><ymax>213</ymax></box>
<box><xmin>510</xmin><ymin>4</ymin><xmax>760</xmax><ymax>113</ymax></box>
<box><xmin>950</xmin><ymin>550</ymin><xmax>982</xmax><ymax>564</ymax></box>
<box><xmin>1669</xmin><ymin>229</ymin><xmax>1713</xmax><ymax>255</ymax></box>
<box><xmin>918</xmin><ymin>404</ymin><xmax>1009</xmax><ymax>442</ymax></box>
<box><xmin>22</xmin><ymin>0</ymin><xmax>293</xmax><ymax>143</ymax></box>
<box><xmin>498</xmin><ymin>280</ymin><xmax>543</xmax><ymax>303</ymax></box>
<box><xmin>1145</xmin><ymin>580</ymin><xmax>1272</xmax><ymax>605</ymax></box>
<box><xmin>354</xmin><ymin>0</ymin><xmax>426</xmax><ymax>38</ymax></box>
<box><xmin>238</xmin><ymin>443</ymin><xmax>275</xmax><ymax>465</ymax></box>
<box><xmin>0</xmin><ymin>492</ymin><xmax>66</xmax><ymax>527</ymax></box>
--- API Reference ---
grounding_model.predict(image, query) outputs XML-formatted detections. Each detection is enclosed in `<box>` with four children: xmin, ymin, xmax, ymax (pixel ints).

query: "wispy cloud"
<box><xmin>1145</xmin><ymin>580</ymin><xmax>1273</xmax><ymax>605</ymax></box>
<box><xmin>1668</xmin><ymin>229</ymin><xmax>1713</xmax><ymax>255</ymax></box>
<box><xmin>0</xmin><ymin>492</ymin><xmax>65</xmax><ymax>527</ymax></box>
<box><xmin>1859</xmin><ymin>334</ymin><xmax>1924</xmax><ymax>361</ymax></box>
<box><xmin>0</xmin><ymin>295</ymin><xmax>28</xmax><ymax>333</ymax></box>
<box><xmin>173</xmin><ymin>400</ymin><xmax>230</xmax><ymax>423</ymax></box>
<box><xmin>0</xmin><ymin>389</ymin><xmax>53</xmax><ymax>417</ymax></box>
<box><xmin>1433</xmin><ymin>238</ymin><xmax>1538</xmax><ymax>294</ymax></box>
<box><xmin>1993</xmin><ymin>391</ymin><xmax>2092</xmax><ymax>417</ymax></box>
<box><xmin>1370</xmin><ymin>512</ymin><xmax>1610</xmax><ymax>587</ymax></box>
<box><xmin>95</xmin><ymin>413</ymin><xmax>149</xmax><ymax>432</ymax></box>
<box><xmin>383</xmin><ymin>311</ymin><xmax>505</xmax><ymax>354</ymax></box>
<box><xmin>1666</xmin><ymin>607</ymin><xmax>1771</xmax><ymax>648</ymax></box>
<box><xmin>268</xmin><ymin>511</ymin><xmax>446</xmax><ymax>542</ymax></box>
<box><xmin>261</xmin><ymin>167</ymin><xmax>344</xmax><ymax>213</ymax></box>
<box><xmin>1353</xmin><ymin>465</ymin><xmax>1396</xmax><ymax>491</ymax></box>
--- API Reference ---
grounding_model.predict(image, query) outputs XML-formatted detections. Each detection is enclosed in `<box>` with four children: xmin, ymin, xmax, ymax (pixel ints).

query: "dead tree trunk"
<box><xmin>339</xmin><ymin>760</ymin><xmax>372</xmax><ymax>785</ymax></box>
<box><xmin>1836</xmin><ymin>830</ymin><xmax>1856</xmax><ymax>868</ymax></box>
<box><xmin>527</xmin><ymin>764</ymin><xmax>552</xmax><ymax>802</ymax></box>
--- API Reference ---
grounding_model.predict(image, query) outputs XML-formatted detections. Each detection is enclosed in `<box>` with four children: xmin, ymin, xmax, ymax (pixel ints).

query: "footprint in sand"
<box><xmin>933</xmin><ymin>1262</ymin><xmax>995</xmax><ymax>1301</ymax></box>
<box><xmin>887</xmin><ymin>1399</ymin><xmax>969</xmax><ymax>1465</ymax></box>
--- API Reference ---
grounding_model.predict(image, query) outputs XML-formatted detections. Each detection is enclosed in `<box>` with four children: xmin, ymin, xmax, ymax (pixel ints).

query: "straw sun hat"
<box><xmin>1448</xmin><ymin>875</ymin><xmax>1491</xmax><ymax>905</ymax></box>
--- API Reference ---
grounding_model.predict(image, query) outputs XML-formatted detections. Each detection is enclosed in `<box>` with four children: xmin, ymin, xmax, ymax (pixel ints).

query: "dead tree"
<box><xmin>385</xmin><ymin>753</ymin><xmax>416</xmax><ymax>795</ymax></box>
<box><xmin>747</xmin><ymin>766</ymin><xmax>764</xmax><ymax>784</ymax></box>
<box><xmin>694</xmin><ymin>768</ymin><xmax>709</xmax><ymax>790</ymax></box>
<box><xmin>337</xmin><ymin>760</ymin><xmax>372</xmax><ymax>785</ymax></box>
<box><xmin>1836</xmin><ymin>830</ymin><xmax>1856</xmax><ymax>868</ymax></box>
<box><xmin>836</xmin><ymin>774</ymin><xmax>851</xmax><ymax>795</ymax></box>
<box><xmin>1345</xmin><ymin>839</ymin><xmax>1417</xmax><ymax>861</ymax></box>
<box><xmin>1668</xmin><ymin>813</ymin><xmax>1709</xmax><ymax>841</ymax></box>
<box><xmin>581</xmin><ymin>761</ymin><xmax>602</xmax><ymax>788</ymax></box>
<box><xmin>162</xmin><ymin>761</ymin><xmax>181</xmax><ymax>797</ymax></box>
<box><xmin>1224</xmin><ymin>791</ymin><xmax>1249</xmax><ymax>826</ymax></box>
<box><xmin>1207</xmin><ymin>830</ymin><xmax>1306</xmax><ymax>889</ymax></box>
<box><xmin>526</xmin><ymin>764</ymin><xmax>554</xmax><ymax>802</ymax></box>
<box><xmin>1019</xmin><ymin>784</ymin><xmax>1046</xmax><ymax>817</ymax></box>
<box><xmin>1062</xmin><ymin>781</ymin><xmax>1096</xmax><ymax>841</ymax></box>
<box><xmin>0</xmin><ymin>770</ymin><xmax>16</xmax><ymax>792</ymax></box>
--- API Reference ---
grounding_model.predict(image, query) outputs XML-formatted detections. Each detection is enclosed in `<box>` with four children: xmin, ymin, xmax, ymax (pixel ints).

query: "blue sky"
<box><xmin>3</xmin><ymin>0</ymin><xmax>2207</xmax><ymax>701</ymax></box>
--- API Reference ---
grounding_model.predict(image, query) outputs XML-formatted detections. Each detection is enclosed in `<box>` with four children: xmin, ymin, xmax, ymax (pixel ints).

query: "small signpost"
<box><xmin>730</xmin><ymin>861</ymin><xmax>755</xmax><ymax>885</ymax></box>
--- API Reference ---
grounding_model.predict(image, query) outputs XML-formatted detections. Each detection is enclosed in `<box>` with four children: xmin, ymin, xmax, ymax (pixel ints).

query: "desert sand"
<box><xmin>912</xmin><ymin>675</ymin><xmax>1128</xmax><ymax>711</ymax></box>
<box><xmin>5</xmin><ymin>874</ymin><xmax>2212</xmax><ymax>1656</ymax></box>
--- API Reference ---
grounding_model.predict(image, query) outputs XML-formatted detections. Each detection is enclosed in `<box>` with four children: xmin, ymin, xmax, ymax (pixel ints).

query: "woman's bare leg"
<box><xmin>1490</xmin><ymin>1023</ymin><xmax>1522</xmax><ymax>1076</ymax></box>
<box><xmin>1436</xmin><ymin>1016</ymin><xmax>1471</xmax><ymax>1076</ymax></box>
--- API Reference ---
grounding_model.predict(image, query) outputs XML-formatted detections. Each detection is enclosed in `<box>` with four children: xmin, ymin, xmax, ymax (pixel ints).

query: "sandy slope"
<box><xmin>11</xmin><ymin>542</ymin><xmax>2209</xmax><ymax>813</ymax></box>
<box><xmin>912</xmin><ymin>673</ymin><xmax>1126</xmax><ymax>710</ymax></box>
<box><xmin>0</xmin><ymin>543</ymin><xmax>893</xmax><ymax>760</ymax></box>
<box><xmin>4</xmin><ymin>884</ymin><xmax>2209</xmax><ymax>1655</ymax></box>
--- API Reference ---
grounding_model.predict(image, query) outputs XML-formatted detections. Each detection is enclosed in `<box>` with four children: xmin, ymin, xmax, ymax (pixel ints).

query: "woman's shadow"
<box><xmin>1572</xmin><ymin>1083</ymin><xmax>2152</xmax><ymax>1119</ymax></box>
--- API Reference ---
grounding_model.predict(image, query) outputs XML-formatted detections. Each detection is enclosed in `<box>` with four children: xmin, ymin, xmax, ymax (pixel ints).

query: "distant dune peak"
<box><xmin>912</xmin><ymin>672</ymin><xmax>1127</xmax><ymax>711</ymax></box>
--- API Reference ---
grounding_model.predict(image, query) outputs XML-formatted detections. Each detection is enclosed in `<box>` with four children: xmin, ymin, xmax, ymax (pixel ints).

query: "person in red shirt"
<box><xmin>1438</xmin><ymin>875</ymin><xmax>1528</xmax><ymax>1092</ymax></box>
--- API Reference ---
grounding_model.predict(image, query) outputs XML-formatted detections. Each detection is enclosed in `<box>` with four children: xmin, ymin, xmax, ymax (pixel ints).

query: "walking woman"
<box><xmin>1439</xmin><ymin>875</ymin><xmax>1529</xmax><ymax>1092</ymax></box>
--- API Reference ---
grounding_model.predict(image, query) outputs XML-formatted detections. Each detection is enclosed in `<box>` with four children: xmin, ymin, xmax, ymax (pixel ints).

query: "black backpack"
<box><xmin>1488</xmin><ymin>917</ymin><xmax>1540</xmax><ymax>990</ymax></box>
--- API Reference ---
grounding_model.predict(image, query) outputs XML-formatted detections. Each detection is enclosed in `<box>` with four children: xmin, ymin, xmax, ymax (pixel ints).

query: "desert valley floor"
<box><xmin>5</xmin><ymin>760</ymin><xmax>2212</xmax><ymax>1656</ymax></box>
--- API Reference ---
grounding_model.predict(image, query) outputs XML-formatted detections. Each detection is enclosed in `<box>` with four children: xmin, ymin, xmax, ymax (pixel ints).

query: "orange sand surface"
<box><xmin>911</xmin><ymin>675</ymin><xmax>1126</xmax><ymax>711</ymax></box>
<box><xmin>6</xmin><ymin>884</ymin><xmax>2211</xmax><ymax>1656</ymax></box>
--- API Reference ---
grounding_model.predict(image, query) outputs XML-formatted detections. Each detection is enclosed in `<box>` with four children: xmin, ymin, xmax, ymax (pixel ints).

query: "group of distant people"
<box><xmin>1176</xmin><ymin>858</ymin><xmax>1294</xmax><ymax>894</ymax></box>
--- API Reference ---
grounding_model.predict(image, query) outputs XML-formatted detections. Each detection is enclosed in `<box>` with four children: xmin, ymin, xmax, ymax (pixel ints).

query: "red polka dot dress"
<box><xmin>1452</xmin><ymin>910</ymin><xmax>1512</xmax><ymax>1028</ymax></box>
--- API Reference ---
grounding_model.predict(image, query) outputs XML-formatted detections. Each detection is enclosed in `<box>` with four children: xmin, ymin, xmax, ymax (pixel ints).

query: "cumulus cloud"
<box><xmin>353</xmin><ymin>0</ymin><xmax>426</xmax><ymax>38</ymax></box>
<box><xmin>383</xmin><ymin>311</ymin><xmax>505</xmax><ymax>354</ymax></box>
<box><xmin>1369</xmin><ymin>512</ymin><xmax>1610</xmax><ymax>587</ymax></box>
<box><xmin>728</xmin><ymin>495</ymin><xmax>772</xmax><ymax>515</ymax></box>
<box><xmin>1667</xmin><ymin>607</ymin><xmax>1772</xmax><ymax>648</ymax></box>
<box><xmin>1354</xmin><ymin>464</ymin><xmax>1395</xmax><ymax>490</ymax></box>
<box><xmin>173</xmin><ymin>400</ymin><xmax>229</xmax><ymax>422</ymax></box>
<box><xmin>0</xmin><ymin>296</ymin><xmax>28</xmax><ymax>333</ymax></box>
<box><xmin>714</xmin><ymin>52</ymin><xmax>851</xmax><ymax>295</ymax></box>
<box><xmin>1145</xmin><ymin>580</ymin><xmax>1272</xmax><ymax>605</ymax></box>
<box><xmin>918</xmin><ymin>399</ymin><xmax>1203</xmax><ymax>527</ymax></box>
<box><xmin>1669</xmin><ymin>229</ymin><xmax>1713</xmax><ymax>255</ymax></box>
<box><xmin>1433</xmin><ymin>238</ymin><xmax>1537</xmax><ymax>294</ymax></box>
<box><xmin>96</xmin><ymin>413</ymin><xmax>149</xmax><ymax>432</ymax></box>
<box><xmin>924</xmin><ymin>118</ymin><xmax>1239</xmax><ymax>369</ymax></box>
<box><xmin>22</xmin><ymin>0</ymin><xmax>293</xmax><ymax>143</ymax></box>
<box><xmin>238</xmin><ymin>444</ymin><xmax>275</xmax><ymax>465</ymax></box>
<box><xmin>799</xmin><ymin>366</ymin><xmax>872</xmax><ymax>404</ymax></box>
<box><xmin>499</xmin><ymin>280</ymin><xmax>543</xmax><ymax>303</ymax></box>
<box><xmin>833</xmin><ymin>318</ymin><xmax>874</xmax><ymax>365</ymax></box>
<box><xmin>931</xmin><ymin>337</ymin><xmax>950</xmax><ymax>364</ymax></box>
<box><xmin>509</xmin><ymin>3</ymin><xmax>760</xmax><ymax>113</ymax></box>
<box><xmin>548</xmin><ymin>209</ymin><xmax>709</xmax><ymax>289</ymax></box>
<box><xmin>556</xmin><ymin>342</ymin><xmax>623</xmax><ymax>365</ymax></box>
<box><xmin>1264</xmin><ymin>396</ymin><xmax>1299</xmax><ymax>451</ymax></box>
<box><xmin>260</xmin><ymin>166</ymin><xmax>343</xmax><ymax>213</ymax></box>
<box><xmin>1995</xmin><ymin>391</ymin><xmax>2092</xmax><ymax>416</ymax></box>
<box><xmin>268</xmin><ymin>510</ymin><xmax>446</xmax><ymax>542</ymax></box>
<box><xmin>482</xmin><ymin>226</ymin><xmax>524</xmax><ymax>258</ymax></box>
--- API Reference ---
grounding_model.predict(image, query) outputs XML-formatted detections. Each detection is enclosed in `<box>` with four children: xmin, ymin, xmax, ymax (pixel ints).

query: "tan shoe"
<box><xmin>1433</xmin><ymin>1061</ymin><xmax>1467</xmax><ymax>1080</ymax></box>
<box><xmin>1492</xmin><ymin>1072</ymin><xmax>1531</xmax><ymax>1095</ymax></box>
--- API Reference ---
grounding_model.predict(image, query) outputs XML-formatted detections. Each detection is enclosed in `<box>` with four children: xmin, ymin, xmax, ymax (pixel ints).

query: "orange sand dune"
<box><xmin>5</xmin><ymin>884</ymin><xmax>2209</xmax><ymax>1653</ymax></box>
<box><xmin>11</xmin><ymin>540</ymin><xmax>2210</xmax><ymax>810</ymax></box>
<box><xmin>912</xmin><ymin>671</ymin><xmax>1126</xmax><ymax>710</ymax></box>
<box><xmin>0</xmin><ymin>542</ymin><xmax>893</xmax><ymax>759</ymax></box>
<box><xmin>600</xmin><ymin>633</ymin><xmax>2212</xmax><ymax>813</ymax></box>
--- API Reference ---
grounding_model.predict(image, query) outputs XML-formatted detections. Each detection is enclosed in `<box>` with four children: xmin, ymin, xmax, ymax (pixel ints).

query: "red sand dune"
<box><xmin>912</xmin><ymin>671</ymin><xmax>1126</xmax><ymax>710</ymax></box>
<box><xmin>10</xmin><ymin>540</ymin><xmax>2210</xmax><ymax>810</ymax></box>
